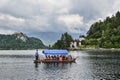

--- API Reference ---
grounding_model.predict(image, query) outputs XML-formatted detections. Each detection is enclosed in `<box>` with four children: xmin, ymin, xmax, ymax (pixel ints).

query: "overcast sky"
<box><xmin>0</xmin><ymin>0</ymin><xmax>120</xmax><ymax>45</ymax></box>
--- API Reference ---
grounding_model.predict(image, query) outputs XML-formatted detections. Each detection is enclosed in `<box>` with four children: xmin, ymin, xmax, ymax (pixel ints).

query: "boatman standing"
<box><xmin>35</xmin><ymin>49</ymin><xmax>39</xmax><ymax>60</ymax></box>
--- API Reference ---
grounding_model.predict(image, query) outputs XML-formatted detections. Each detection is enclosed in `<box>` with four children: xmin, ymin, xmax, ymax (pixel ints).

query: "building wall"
<box><xmin>70</xmin><ymin>36</ymin><xmax>85</xmax><ymax>49</ymax></box>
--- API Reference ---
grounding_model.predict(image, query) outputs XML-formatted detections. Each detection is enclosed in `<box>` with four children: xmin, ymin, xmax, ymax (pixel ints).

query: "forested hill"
<box><xmin>0</xmin><ymin>32</ymin><xmax>46</xmax><ymax>49</ymax></box>
<box><xmin>85</xmin><ymin>11</ymin><xmax>120</xmax><ymax>48</ymax></box>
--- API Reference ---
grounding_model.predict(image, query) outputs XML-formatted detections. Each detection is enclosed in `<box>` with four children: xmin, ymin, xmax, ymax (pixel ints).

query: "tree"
<box><xmin>52</xmin><ymin>32</ymin><xmax>73</xmax><ymax>49</ymax></box>
<box><xmin>85</xmin><ymin>11</ymin><xmax>120</xmax><ymax>48</ymax></box>
<box><xmin>0</xmin><ymin>33</ymin><xmax>46</xmax><ymax>50</ymax></box>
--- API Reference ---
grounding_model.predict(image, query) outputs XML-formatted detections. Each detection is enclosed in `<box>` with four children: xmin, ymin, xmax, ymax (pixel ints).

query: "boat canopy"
<box><xmin>43</xmin><ymin>50</ymin><xmax>68</xmax><ymax>55</ymax></box>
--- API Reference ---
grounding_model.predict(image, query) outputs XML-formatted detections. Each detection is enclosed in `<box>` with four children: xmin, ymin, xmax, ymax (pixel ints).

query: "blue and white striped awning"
<box><xmin>43</xmin><ymin>50</ymin><xmax>68</xmax><ymax>55</ymax></box>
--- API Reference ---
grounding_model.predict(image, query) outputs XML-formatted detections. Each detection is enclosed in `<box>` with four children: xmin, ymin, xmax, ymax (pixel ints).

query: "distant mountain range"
<box><xmin>0</xmin><ymin>32</ymin><xmax>46</xmax><ymax>50</ymax></box>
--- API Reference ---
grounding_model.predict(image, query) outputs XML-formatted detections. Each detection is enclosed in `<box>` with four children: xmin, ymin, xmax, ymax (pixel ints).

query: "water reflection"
<box><xmin>34</xmin><ymin>63</ymin><xmax>73</xmax><ymax>69</ymax></box>
<box><xmin>34</xmin><ymin>63</ymin><xmax>39</xmax><ymax>72</ymax></box>
<box><xmin>39</xmin><ymin>63</ymin><xmax>74</xmax><ymax>80</ymax></box>
<box><xmin>35</xmin><ymin>63</ymin><xmax>39</xmax><ymax>68</ymax></box>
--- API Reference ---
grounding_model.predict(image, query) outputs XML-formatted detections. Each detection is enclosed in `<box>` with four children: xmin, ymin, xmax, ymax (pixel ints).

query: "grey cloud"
<box><xmin>71</xmin><ymin>0</ymin><xmax>115</xmax><ymax>20</ymax></box>
<box><xmin>0</xmin><ymin>0</ymin><xmax>120</xmax><ymax>45</ymax></box>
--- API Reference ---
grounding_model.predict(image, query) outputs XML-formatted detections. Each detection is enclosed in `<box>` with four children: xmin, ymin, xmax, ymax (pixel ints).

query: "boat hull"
<box><xmin>34</xmin><ymin>59</ymin><xmax>76</xmax><ymax>63</ymax></box>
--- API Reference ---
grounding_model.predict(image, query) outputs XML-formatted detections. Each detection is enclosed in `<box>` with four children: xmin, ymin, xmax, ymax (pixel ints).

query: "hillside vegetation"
<box><xmin>0</xmin><ymin>32</ymin><xmax>45</xmax><ymax>50</ymax></box>
<box><xmin>83</xmin><ymin>11</ymin><xmax>120</xmax><ymax>48</ymax></box>
<box><xmin>52</xmin><ymin>32</ymin><xmax>73</xmax><ymax>49</ymax></box>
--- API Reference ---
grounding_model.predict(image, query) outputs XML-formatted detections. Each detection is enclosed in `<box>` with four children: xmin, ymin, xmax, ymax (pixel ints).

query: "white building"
<box><xmin>70</xmin><ymin>35</ymin><xmax>85</xmax><ymax>48</ymax></box>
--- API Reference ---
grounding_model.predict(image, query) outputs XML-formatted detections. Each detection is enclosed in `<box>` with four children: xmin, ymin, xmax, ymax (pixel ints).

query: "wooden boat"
<box><xmin>34</xmin><ymin>58</ymin><xmax>76</xmax><ymax>63</ymax></box>
<box><xmin>34</xmin><ymin>50</ymin><xmax>76</xmax><ymax>63</ymax></box>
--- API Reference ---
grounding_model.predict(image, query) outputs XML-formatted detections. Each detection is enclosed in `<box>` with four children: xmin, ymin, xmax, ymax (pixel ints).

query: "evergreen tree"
<box><xmin>85</xmin><ymin>11</ymin><xmax>120</xmax><ymax>48</ymax></box>
<box><xmin>52</xmin><ymin>32</ymin><xmax>73</xmax><ymax>49</ymax></box>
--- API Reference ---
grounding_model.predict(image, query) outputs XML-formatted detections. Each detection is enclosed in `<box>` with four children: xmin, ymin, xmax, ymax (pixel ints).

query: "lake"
<box><xmin>0</xmin><ymin>50</ymin><xmax>120</xmax><ymax>80</ymax></box>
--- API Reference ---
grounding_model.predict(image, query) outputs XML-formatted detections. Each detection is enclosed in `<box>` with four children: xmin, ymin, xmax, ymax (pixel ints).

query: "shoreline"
<box><xmin>69</xmin><ymin>48</ymin><xmax>120</xmax><ymax>52</ymax></box>
<box><xmin>0</xmin><ymin>48</ymin><xmax>120</xmax><ymax>52</ymax></box>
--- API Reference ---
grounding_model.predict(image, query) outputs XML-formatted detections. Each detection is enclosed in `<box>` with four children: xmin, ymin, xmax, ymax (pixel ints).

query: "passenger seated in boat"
<box><xmin>45</xmin><ymin>55</ymin><xmax>50</xmax><ymax>60</ymax></box>
<box><xmin>62</xmin><ymin>55</ymin><xmax>65</xmax><ymax>61</ymax></box>
<box><xmin>57</xmin><ymin>55</ymin><xmax>59</xmax><ymax>61</ymax></box>
<box><xmin>64</xmin><ymin>56</ymin><xmax>68</xmax><ymax>60</ymax></box>
<box><xmin>53</xmin><ymin>55</ymin><xmax>57</xmax><ymax>60</ymax></box>
<box><xmin>68</xmin><ymin>55</ymin><xmax>72</xmax><ymax>60</ymax></box>
<box><xmin>51</xmin><ymin>56</ymin><xmax>53</xmax><ymax>60</ymax></box>
<box><xmin>45</xmin><ymin>55</ymin><xmax>48</xmax><ymax>60</ymax></box>
<box><xmin>59</xmin><ymin>56</ymin><xmax>62</xmax><ymax>62</ymax></box>
<box><xmin>52</xmin><ymin>56</ymin><xmax>55</xmax><ymax>60</ymax></box>
<box><xmin>50</xmin><ymin>55</ymin><xmax>56</xmax><ymax>61</ymax></box>
<box><xmin>48</xmin><ymin>55</ymin><xmax>51</xmax><ymax>60</ymax></box>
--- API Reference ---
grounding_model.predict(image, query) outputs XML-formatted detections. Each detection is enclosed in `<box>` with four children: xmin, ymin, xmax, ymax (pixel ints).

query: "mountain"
<box><xmin>84</xmin><ymin>11</ymin><xmax>120</xmax><ymax>48</ymax></box>
<box><xmin>0</xmin><ymin>32</ymin><xmax>46</xmax><ymax>50</ymax></box>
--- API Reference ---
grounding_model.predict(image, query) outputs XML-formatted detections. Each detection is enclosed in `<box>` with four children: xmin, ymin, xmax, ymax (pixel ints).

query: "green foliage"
<box><xmin>0</xmin><ymin>33</ymin><xmax>45</xmax><ymax>50</ymax></box>
<box><xmin>85</xmin><ymin>11</ymin><xmax>120</xmax><ymax>48</ymax></box>
<box><xmin>52</xmin><ymin>32</ymin><xmax>73</xmax><ymax>49</ymax></box>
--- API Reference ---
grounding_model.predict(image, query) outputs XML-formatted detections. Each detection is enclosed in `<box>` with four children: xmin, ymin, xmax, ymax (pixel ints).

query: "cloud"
<box><xmin>0</xmin><ymin>0</ymin><xmax>120</xmax><ymax>33</ymax></box>
<box><xmin>0</xmin><ymin>0</ymin><xmax>120</xmax><ymax>44</ymax></box>
<box><xmin>112</xmin><ymin>0</ymin><xmax>120</xmax><ymax>13</ymax></box>
<box><xmin>24</xmin><ymin>15</ymin><xmax>51</xmax><ymax>32</ymax></box>
<box><xmin>0</xmin><ymin>13</ymin><xmax>25</xmax><ymax>30</ymax></box>
<box><xmin>0</xmin><ymin>0</ymin><xmax>71</xmax><ymax>17</ymax></box>
<box><xmin>0</xmin><ymin>29</ymin><xmax>15</xmax><ymax>34</ymax></box>
<box><xmin>36</xmin><ymin>0</ymin><xmax>72</xmax><ymax>15</ymax></box>
<box><xmin>57</xmin><ymin>14</ymin><xmax>83</xmax><ymax>33</ymax></box>
<box><xmin>0</xmin><ymin>0</ymin><xmax>9</xmax><ymax>7</ymax></box>
<box><xmin>0</xmin><ymin>0</ymin><xmax>73</xmax><ymax>34</ymax></box>
<box><xmin>0</xmin><ymin>13</ymin><xmax>25</xmax><ymax>23</ymax></box>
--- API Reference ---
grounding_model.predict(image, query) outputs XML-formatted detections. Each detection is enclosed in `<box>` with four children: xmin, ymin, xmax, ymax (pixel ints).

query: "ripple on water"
<box><xmin>0</xmin><ymin>50</ymin><xmax>120</xmax><ymax>80</ymax></box>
